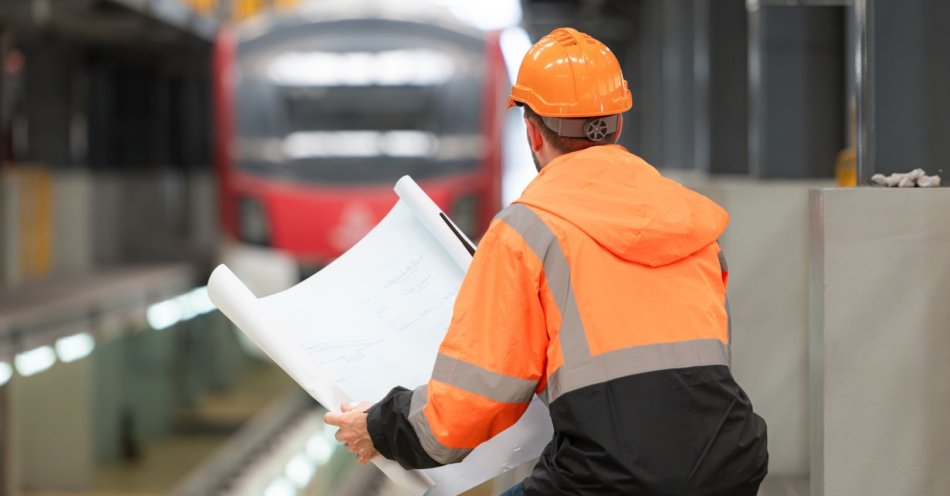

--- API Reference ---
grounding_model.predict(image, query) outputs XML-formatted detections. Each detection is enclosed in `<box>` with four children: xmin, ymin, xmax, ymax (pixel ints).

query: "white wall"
<box><xmin>810</xmin><ymin>188</ymin><xmax>950</xmax><ymax>496</ymax></box>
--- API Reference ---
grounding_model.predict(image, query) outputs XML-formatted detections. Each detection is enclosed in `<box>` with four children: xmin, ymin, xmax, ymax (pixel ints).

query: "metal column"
<box><xmin>0</xmin><ymin>25</ymin><xmax>7</xmax><ymax>288</ymax></box>
<box><xmin>0</xmin><ymin>381</ymin><xmax>12</xmax><ymax>496</ymax></box>
<box><xmin>854</xmin><ymin>0</ymin><xmax>875</xmax><ymax>184</ymax></box>
<box><xmin>0</xmin><ymin>25</ymin><xmax>6</xmax><ymax>166</ymax></box>
<box><xmin>0</xmin><ymin>27</ymin><xmax>10</xmax><ymax>494</ymax></box>
<box><xmin>747</xmin><ymin>2</ymin><xmax>762</xmax><ymax>178</ymax></box>
<box><xmin>692</xmin><ymin>0</ymin><xmax>711</xmax><ymax>173</ymax></box>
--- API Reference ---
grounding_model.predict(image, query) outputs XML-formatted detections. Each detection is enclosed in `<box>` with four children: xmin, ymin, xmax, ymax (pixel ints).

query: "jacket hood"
<box><xmin>516</xmin><ymin>145</ymin><xmax>728</xmax><ymax>267</ymax></box>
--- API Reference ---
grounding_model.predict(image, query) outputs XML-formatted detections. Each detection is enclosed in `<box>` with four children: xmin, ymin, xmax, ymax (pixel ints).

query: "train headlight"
<box><xmin>239</xmin><ymin>196</ymin><xmax>270</xmax><ymax>246</ymax></box>
<box><xmin>452</xmin><ymin>194</ymin><xmax>478</xmax><ymax>239</ymax></box>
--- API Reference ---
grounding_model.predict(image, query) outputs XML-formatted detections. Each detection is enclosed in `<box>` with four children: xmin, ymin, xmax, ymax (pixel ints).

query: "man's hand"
<box><xmin>324</xmin><ymin>402</ymin><xmax>379</xmax><ymax>464</ymax></box>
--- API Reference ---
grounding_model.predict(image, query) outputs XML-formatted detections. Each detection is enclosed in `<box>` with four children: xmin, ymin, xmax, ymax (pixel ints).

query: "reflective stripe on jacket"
<box><xmin>367</xmin><ymin>145</ymin><xmax>768</xmax><ymax>495</ymax></box>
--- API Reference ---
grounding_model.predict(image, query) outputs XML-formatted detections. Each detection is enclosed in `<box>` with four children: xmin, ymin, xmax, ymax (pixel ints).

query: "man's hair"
<box><xmin>522</xmin><ymin>105</ymin><xmax>618</xmax><ymax>154</ymax></box>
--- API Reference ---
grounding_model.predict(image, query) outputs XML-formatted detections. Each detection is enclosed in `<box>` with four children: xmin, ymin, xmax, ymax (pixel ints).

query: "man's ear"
<box><xmin>614</xmin><ymin>114</ymin><xmax>624</xmax><ymax>143</ymax></box>
<box><xmin>524</xmin><ymin>117</ymin><xmax>544</xmax><ymax>152</ymax></box>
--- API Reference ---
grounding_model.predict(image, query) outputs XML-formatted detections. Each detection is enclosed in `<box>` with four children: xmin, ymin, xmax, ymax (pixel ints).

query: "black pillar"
<box><xmin>750</xmin><ymin>6</ymin><xmax>846</xmax><ymax>179</ymax></box>
<box><xmin>872</xmin><ymin>0</ymin><xmax>950</xmax><ymax>175</ymax></box>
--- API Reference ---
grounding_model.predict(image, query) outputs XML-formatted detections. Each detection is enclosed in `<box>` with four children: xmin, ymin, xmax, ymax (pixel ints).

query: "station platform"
<box><xmin>0</xmin><ymin>264</ymin><xmax>195</xmax><ymax>351</ymax></box>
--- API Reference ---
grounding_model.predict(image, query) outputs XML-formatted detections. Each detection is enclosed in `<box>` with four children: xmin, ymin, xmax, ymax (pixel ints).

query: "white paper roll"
<box><xmin>208</xmin><ymin>264</ymin><xmax>349</xmax><ymax>409</ymax></box>
<box><xmin>208</xmin><ymin>264</ymin><xmax>433</xmax><ymax>494</ymax></box>
<box><xmin>394</xmin><ymin>175</ymin><xmax>475</xmax><ymax>271</ymax></box>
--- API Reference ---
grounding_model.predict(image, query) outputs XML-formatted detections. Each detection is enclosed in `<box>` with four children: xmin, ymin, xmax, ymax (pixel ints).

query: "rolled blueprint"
<box><xmin>208</xmin><ymin>176</ymin><xmax>553</xmax><ymax>496</ymax></box>
<box><xmin>208</xmin><ymin>264</ymin><xmax>434</xmax><ymax>494</ymax></box>
<box><xmin>208</xmin><ymin>265</ymin><xmax>348</xmax><ymax>409</ymax></box>
<box><xmin>395</xmin><ymin>175</ymin><xmax>475</xmax><ymax>271</ymax></box>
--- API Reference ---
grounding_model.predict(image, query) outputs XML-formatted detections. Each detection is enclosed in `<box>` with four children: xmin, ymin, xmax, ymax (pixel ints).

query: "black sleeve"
<box><xmin>366</xmin><ymin>386</ymin><xmax>443</xmax><ymax>469</ymax></box>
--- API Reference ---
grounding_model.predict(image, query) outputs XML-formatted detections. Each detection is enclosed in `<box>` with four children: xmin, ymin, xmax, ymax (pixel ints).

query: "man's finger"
<box><xmin>350</xmin><ymin>438</ymin><xmax>373</xmax><ymax>452</ymax></box>
<box><xmin>357</xmin><ymin>448</ymin><xmax>379</xmax><ymax>464</ymax></box>
<box><xmin>324</xmin><ymin>412</ymin><xmax>342</xmax><ymax>426</ymax></box>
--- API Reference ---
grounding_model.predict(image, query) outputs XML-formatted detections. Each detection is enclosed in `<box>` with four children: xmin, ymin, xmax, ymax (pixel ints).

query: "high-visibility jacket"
<box><xmin>368</xmin><ymin>145</ymin><xmax>768</xmax><ymax>495</ymax></box>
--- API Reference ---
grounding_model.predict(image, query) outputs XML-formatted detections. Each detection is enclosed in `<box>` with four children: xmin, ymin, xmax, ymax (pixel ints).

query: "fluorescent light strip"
<box><xmin>147</xmin><ymin>286</ymin><xmax>218</xmax><ymax>331</ymax></box>
<box><xmin>147</xmin><ymin>299</ymin><xmax>182</xmax><ymax>330</ymax></box>
<box><xmin>269</xmin><ymin>49</ymin><xmax>455</xmax><ymax>88</ymax></box>
<box><xmin>0</xmin><ymin>362</ymin><xmax>12</xmax><ymax>386</ymax></box>
<box><xmin>4</xmin><ymin>285</ymin><xmax>217</xmax><ymax>380</ymax></box>
<box><xmin>285</xmin><ymin>454</ymin><xmax>316</xmax><ymax>488</ymax></box>
<box><xmin>263</xmin><ymin>477</ymin><xmax>297</xmax><ymax>496</ymax></box>
<box><xmin>15</xmin><ymin>346</ymin><xmax>57</xmax><ymax>377</ymax></box>
<box><xmin>306</xmin><ymin>433</ymin><xmax>334</xmax><ymax>464</ymax></box>
<box><xmin>282</xmin><ymin>130</ymin><xmax>436</xmax><ymax>159</ymax></box>
<box><xmin>55</xmin><ymin>333</ymin><xmax>96</xmax><ymax>363</ymax></box>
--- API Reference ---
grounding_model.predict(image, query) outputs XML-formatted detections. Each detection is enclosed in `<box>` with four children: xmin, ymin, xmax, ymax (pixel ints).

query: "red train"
<box><xmin>213</xmin><ymin>2</ymin><xmax>506</xmax><ymax>274</ymax></box>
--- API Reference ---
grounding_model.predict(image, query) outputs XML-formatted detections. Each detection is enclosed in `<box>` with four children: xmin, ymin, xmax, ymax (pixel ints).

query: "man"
<box><xmin>326</xmin><ymin>27</ymin><xmax>768</xmax><ymax>495</ymax></box>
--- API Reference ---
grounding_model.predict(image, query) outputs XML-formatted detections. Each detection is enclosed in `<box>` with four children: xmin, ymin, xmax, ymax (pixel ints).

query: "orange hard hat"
<box><xmin>507</xmin><ymin>27</ymin><xmax>632</xmax><ymax>118</ymax></box>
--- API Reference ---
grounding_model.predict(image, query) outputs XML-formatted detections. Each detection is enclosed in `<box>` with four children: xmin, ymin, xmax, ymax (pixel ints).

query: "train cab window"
<box><xmin>234</xmin><ymin>21</ymin><xmax>486</xmax><ymax>185</ymax></box>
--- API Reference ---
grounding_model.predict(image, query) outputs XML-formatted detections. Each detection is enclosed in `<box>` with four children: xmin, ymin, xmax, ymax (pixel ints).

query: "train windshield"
<box><xmin>235</xmin><ymin>21</ymin><xmax>486</xmax><ymax>185</ymax></box>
